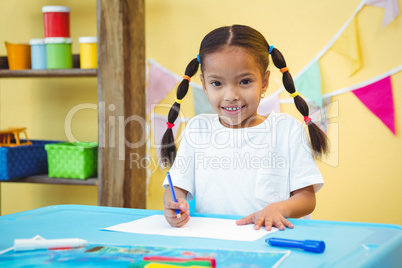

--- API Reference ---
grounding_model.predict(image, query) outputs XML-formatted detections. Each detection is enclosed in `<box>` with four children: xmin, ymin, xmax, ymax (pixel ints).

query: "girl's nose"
<box><xmin>224</xmin><ymin>87</ymin><xmax>239</xmax><ymax>102</ymax></box>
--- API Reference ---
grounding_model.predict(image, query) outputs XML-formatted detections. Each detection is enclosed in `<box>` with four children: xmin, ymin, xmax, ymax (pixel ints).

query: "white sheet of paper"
<box><xmin>102</xmin><ymin>215</ymin><xmax>278</xmax><ymax>242</ymax></box>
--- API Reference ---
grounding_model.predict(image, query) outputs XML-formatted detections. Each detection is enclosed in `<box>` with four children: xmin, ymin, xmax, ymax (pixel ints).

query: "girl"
<box><xmin>161</xmin><ymin>25</ymin><xmax>329</xmax><ymax>231</ymax></box>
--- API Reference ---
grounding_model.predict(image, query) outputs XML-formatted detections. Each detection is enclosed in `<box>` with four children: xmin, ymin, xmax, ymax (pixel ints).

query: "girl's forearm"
<box><xmin>273</xmin><ymin>186</ymin><xmax>316</xmax><ymax>218</ymax></box>
<box><xmin>163</xmin><ymin>186</ymin><xmax>188</xmax><ymax>204</ymax></box>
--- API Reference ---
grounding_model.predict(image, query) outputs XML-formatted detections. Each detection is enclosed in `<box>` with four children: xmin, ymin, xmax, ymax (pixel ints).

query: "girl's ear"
<box><xmin>261</xmin><ymin>70</ymin><xmax>270</xmax><ymax>94</ymax></box>
<box><xmin>200</xmin><ymin>73</ymin><xmax>208</xmax><ymax>96</ymax></box>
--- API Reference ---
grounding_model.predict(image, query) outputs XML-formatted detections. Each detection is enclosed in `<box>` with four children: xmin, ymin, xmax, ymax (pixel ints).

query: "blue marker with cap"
<box><xmin>266</xmin><ymin>238</ymin><xmax>325</xmax><ymax>253</ymax></box>
<box><xmin>166</xmin><ymin>172</ymin><xmax>181</xmax><ymax>220</ymax></box>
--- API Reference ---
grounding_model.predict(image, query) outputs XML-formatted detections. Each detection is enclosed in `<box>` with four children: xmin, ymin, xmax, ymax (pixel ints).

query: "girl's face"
<box><xmin>200</xmin><ymin>46</ymin><xmax>270</xmax><ymax>128</ymax></box>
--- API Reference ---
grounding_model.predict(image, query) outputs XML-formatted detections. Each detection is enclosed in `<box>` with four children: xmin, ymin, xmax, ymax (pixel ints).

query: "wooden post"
<box><xmin>97</xmin><ymin>0</ymin><xmax>146</xmax><ymax>208</ymax></box>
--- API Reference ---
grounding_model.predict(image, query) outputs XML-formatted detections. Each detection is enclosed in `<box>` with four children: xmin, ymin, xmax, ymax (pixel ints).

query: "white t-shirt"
<box><xmin>162</xmin><ymin>112</ymin><xmax>324</xmax><ymax>216</ymax></box>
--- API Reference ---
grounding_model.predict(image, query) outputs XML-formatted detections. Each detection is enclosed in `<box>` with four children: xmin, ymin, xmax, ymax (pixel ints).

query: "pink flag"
<box><xmin>147</xmin><ymin>61</ymin><xmax>180</xmax><ymax>114</ymax></box>
<box><xmin>352</xmin><ymin>76</ymin><xmax>395</xmax><ymax>135</ymax></box>
<box><xmin>257</xmin><ymin>94</ymin><xmax>281</xmax><ymax>115</ymax></box>
<box><xmin>365</xmin><ymin>0</ymin><xmax>400</xmax><ymax>27</ymax></box>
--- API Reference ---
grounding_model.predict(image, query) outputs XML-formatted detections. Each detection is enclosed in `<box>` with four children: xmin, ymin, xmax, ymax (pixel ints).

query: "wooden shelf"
<box><xmin>0</xmin><ymin>55</ymin><xmax>97</xmax><ymax>78</ymax></box>
<box><xmin>0</xmin><ymin>0</ymin><xmax>146</xmax><ymax>208</ymax></box>
<box><xmin>0</xmin><ymin>68</ymin><xmax>97</xmax><ymax>78</ymax></box>
<box><xmin>4</xmin><ymin>175</ymin><xmax>98</xmax><ymax>186</ymax></box>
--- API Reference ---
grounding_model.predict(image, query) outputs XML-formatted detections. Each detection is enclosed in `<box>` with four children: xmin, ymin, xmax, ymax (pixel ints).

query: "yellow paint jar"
<box><xmin>5</xmin><ymin>41</ymin><xmax>31</xmax><ymax>70</ymax></box>
<box><xmin>79</xmin><ymin>37</ymin><xmax>97</xmax><ymax>69</ymax></box>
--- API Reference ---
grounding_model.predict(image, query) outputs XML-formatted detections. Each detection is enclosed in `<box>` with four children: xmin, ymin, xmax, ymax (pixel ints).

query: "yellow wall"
<box><xmin>1</xmin><ymin>0</ymin><xmax>401</xmax><ymax>225</ymax></box>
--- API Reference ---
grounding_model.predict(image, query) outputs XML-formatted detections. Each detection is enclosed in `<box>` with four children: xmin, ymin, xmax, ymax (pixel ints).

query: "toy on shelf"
<box><xmin>0</xmin><ymin>127</ymin><xmax>32</xmax><ymax>147</ymax></box>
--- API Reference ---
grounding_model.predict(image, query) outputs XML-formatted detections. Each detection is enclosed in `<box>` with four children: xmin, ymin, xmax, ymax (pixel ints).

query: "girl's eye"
<box><xmin>240</xmin><ymin>79</ymin><xmax>252</xmax><ymax>85</ymax></box>
<box><xmin>211</xmin><ymin>81</ymin><xmax>222</xmax><ymax>87</ymax></box>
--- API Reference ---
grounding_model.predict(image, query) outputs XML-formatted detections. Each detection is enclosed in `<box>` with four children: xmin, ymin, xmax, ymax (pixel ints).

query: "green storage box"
<box><xmin>45</xmin><ymin>142</ymin><xmax>98</xmax><ymax>179</ymax></box>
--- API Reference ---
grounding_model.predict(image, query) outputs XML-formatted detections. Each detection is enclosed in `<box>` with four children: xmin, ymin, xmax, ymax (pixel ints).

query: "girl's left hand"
<box><xmin>235</xmin><ymin>203</ymin><xmax>294</xmax><ymax>231</ymax></box>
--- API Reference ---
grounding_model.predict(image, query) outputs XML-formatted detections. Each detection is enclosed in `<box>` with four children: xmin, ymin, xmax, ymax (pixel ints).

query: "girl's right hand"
<box><xmin>163</xmin><ymin>197</ymin><xmax>190</xmax><ymax>227</ymax></box>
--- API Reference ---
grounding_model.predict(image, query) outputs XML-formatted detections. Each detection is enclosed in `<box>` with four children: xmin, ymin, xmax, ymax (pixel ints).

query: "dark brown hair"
<box><xmin>161</xmin><ymin>25</ymin><xmax>329</xmax><ymax>166</ymax></box>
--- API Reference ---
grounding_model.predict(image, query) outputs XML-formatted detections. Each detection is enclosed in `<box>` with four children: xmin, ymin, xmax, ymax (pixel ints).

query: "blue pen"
<box><xmin>166</xmin><ymin>172</ymin><xmax>181</xmax><ymax>219</ymax></box>
<box><xmin>266</xmin><ymin>238</ymin><xmax>325</xmax><ymax>253</ymax></box>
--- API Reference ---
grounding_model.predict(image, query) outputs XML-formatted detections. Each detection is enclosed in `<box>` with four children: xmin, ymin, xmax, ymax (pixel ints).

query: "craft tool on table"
<box><xmin>14</xmin><ymin>238</ymin><xmax>87</xmax><ymax>251</ymax></box>
<box><xmin>140</xmin><ymin>255</ymin><xmax>216</xmax><ymax>268</ymax></box>
<box><xmin>266</xmin><ymin>237</ymin><xmax>325</xmax><ymax>253</ymax></box>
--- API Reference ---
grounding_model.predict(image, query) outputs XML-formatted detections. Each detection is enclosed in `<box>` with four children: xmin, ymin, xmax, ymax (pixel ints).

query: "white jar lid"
<box><xmin>45</xmin><ymin>37</ymin><xmax>73</xmax><ymax>44</ymax></box>
<box><xmin>42</xmin><ymin>6</ymin><xmax>70</xmax><ymax>13</ymax></box>
<box><xmin>79</xmin><ymin>37</ymin><xmax>97</xmax><ymax>44</ymax></box>
<box><xmin>29</xmin><ymin>39</ymin><xmax>45</xmax><ymax>45</ymax></box>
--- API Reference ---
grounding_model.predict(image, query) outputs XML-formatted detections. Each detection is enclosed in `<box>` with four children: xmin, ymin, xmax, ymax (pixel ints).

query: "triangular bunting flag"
<box><xmin>192</xmin><ymin>83</ymin><xmax>215</xmax><ymax>115</ymax></box>
<box><xmin>146</xmin><ymin>61</ymin><xmax>180</xmax><ymax>115</ymax></box>
<box><xmin>332</xmin><ymin>17</ymin><xmax>362</xmax><ymax>76</ymax></box>
<box><xmin>365</xmin><ymin>0</ymin><xmax>400</xmax><ymax>27</ymax></box>
<box><xmin>352</xmin><ymin>76</ymin><xmax>395</xmax><ymax>134</ymax></box>
<box><xmin>294</xmin><ymin>60</ymin><xmax>323</xmax><ymax>107</ymax></box>
<box><xmin>257</xmin><ymin>94</ymin><xmax>281</xmax><ymax>115</ymax></box>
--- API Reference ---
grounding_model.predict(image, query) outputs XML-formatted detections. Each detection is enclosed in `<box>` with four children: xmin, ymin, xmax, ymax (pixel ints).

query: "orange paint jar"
<box><xmin>5</xmin><ymin>41</ymin><xmax>31</xmax><ymax>70</ymax></box>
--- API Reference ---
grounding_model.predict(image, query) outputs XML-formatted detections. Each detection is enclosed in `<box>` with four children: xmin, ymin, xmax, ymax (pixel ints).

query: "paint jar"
<box><xmin>30</xmin><ymin>39</ymin><xmax>47</xmax><ymax>70</ymax></box>
<box><xmin>79</xmin><ymin>37</ymin><xmax>97</xmax><ymax>69</ymax></box>
<box><xmin>42</xmin><ymin>6</ymin><xmax>71</xmax><ymax>37</ymax></box>
<box><xmin>45</xmin><ymin>38</ymin><xmax>73</xmax><ymax>69</ymax></box>
<box><xmin>4</xmin><ymin>41</ymin><xmax>31</xmax><ymax>70</ymax></box>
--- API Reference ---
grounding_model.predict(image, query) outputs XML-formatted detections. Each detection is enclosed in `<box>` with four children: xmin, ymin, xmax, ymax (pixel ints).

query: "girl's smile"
<box><xmin>221</xmin><ymin>105</ymin><xmax>246</xmax><ymax>114</ymax></box>
<box><xmin>200</xmin><ymin>46</ymin><xmax>270</xmax><ymax>128</ymax></box>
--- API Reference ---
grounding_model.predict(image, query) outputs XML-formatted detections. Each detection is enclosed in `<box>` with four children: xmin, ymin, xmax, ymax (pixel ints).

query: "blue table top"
<box><xmin>0</xmin><ymin>205</ymin><xmax>401</xmax><ymax>267</ymax></box>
